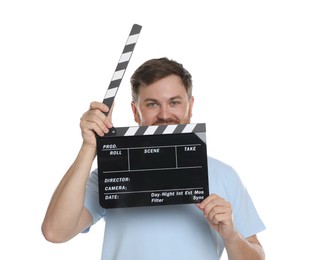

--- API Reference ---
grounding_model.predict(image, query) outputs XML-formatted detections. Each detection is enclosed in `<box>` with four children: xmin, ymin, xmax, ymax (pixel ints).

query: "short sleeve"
<box><xmin>84</xmin><ymin>169</ymin><xmax>107</xmax><ymax>227</ymax></box>
<box><xmin>208</xmin><ymin>157</ymin><xmax>265</xmax><ymax>238</ymax></box>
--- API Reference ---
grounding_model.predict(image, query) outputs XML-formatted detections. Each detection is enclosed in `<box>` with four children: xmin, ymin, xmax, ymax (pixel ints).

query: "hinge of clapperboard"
<box><xmin>102</xmin><ymin>24</ymin><xmax>142</xmax><ymax>135</ymax></box>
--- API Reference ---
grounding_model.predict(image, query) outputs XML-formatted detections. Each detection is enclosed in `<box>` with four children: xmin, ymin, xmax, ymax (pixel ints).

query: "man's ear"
<box><xmin>188</xmin><ymin>96</ymin><xmax>194</xmax><ymax>118</ymax></box>
<box><xmin>131</xmin><ymin>101</ymin><xmax>140</xmax><ymax>124</ymax></box>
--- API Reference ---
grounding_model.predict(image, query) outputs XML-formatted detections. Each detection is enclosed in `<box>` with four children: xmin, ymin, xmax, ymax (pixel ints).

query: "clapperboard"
<box><xmin>97</xmin><ymin>124</ymin><xmax>209</xmax><ymax>208</ymax></box>
<box><xmin>96</xmin><ymin>24</ymin><xmax>209</xmax><ymax>208</ymax></box>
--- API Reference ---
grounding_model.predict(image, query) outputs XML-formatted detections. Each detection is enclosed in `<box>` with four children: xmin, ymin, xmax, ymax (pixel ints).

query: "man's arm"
<box><xmin>196</xmin><ymin>194</ymin><xmax>265</xmax><ymax>260</ymax></box>
<box><xmin>41</xmin><ymin>144</ymin><xmax>96</xmax><ymax>243</ymax></box>
<box><xmin>41</xmin><ymin>102</ymin><xmax>112</xmax><ymax>243</ymax></box>
<box><xmin>224</xmin><ymin>234</ymin><xmax>265</xmax><ymax>260</ymax></box>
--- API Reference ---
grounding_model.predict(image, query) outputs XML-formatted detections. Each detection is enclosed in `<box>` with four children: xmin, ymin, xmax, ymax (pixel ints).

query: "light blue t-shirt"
<box><xmin>84</xmin><ymin>156</ymin><xmax>265</xmax><ymax>260</ymax></box>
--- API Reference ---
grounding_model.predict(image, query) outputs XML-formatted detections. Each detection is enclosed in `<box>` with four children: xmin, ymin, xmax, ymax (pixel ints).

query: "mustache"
<box><xmin>152</xmin><ymin>119</ymin><xmax>180</xmax><ymax>125</ymax></box>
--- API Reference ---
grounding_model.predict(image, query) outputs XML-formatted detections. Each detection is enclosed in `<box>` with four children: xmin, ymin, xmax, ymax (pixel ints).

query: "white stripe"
<box><xmin>119</xmin><ymin>52</ymin><xmax>132</xmax><ymax>63</ymax></box>
<box><xmin>126</xmin><ymin>34</ymin><xmax>140</xmax><ymax>45</ymax></box>
<box><xmin>112</xmin><ymin>69</ymin><xmax>125</xmax><ymax>81</ymax></box>
<box><xmin>125</xmin><ymin>126</ymin><xmax>139</xmax><ymax>136</ymax></box>
<box><xmin>144</xmin><ymin>125</ymin><xmax>158</xmax><ymax>135</ymax></box>
<box><xmin>104</xmin><ymin>87</ymin><xmax>118</xmax><ymax>99</ymax></box>
<box><xmin>182</xmin><ymin>123</ymin><xmax>196</xmax><ymax>133</ymax></box>
<box><xmin>163</xmin><ymin>125</ymin><xmax>177</xmax><ymax>134</ymax></box>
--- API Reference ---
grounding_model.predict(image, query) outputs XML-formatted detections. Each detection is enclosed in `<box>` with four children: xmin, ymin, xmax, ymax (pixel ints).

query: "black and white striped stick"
<box><xmin>105</xmin><ymin>123</ymin><xmax>206</xmax><ymax>137</ymax></box>
<box><xmin>102</xmin><ymin>24</ymin><xmax>142</xmax><ymax>115</ymax></box>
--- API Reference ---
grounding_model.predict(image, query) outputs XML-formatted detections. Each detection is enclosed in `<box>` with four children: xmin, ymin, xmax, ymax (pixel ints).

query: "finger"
<box><xmin>202</xmin><ymin>202</ymin><xmax>223</xmax><ymax>219</ymax></box>
<box><xmin>204</xmin><ymin>201</ymin><xmax>232</xmax><ymax>226</ymax></box>
<box><xmin>80</xmin><ymin>110</ymin><xmax>111</xmax><ymax>136</ymax></box>
<box><xmin>197</xmin><ymin>195</ymin><xmax>231</xmax><ymax>220</ymax></box>
<box><xmin>204</xmin><ymin>204</ymin><xmax>228</xmax><ymax>221</ymax></box>
<box><xmin>89</xmin><ymin>101</ymin><xmax>110</xmax><ymax>114</ymax></box>
<box><xmin>90</xmin><ymin>101</ymin><xmax>114</xmax><ymax>128</ymax></box>
<box><xmin>196</xmin><ymin>193</ymin><xmax>220</xmax><ymax>210</ymax></box>
<box><xmin>210</xmin><ymin>212</ymin><xmax>230</xmax><ymax>227</ymax></box>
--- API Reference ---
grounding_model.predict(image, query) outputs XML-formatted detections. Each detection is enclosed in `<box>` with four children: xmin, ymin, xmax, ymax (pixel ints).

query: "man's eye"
<box><xmin>170</xmin><ymin>100</ymin><xmax>180</xmax><ymax>106</ymax></box>
<box><xmin>147</xmin><ymin>103</ymin><xmax>158</xmax><ymax>107</ymax></box>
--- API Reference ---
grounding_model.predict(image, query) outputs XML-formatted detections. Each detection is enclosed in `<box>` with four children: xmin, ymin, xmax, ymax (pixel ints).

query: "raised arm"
<box><xmin>41</xmin><ymin>102</ymin><xmax>113</xmax><ymax>243</ymax></box>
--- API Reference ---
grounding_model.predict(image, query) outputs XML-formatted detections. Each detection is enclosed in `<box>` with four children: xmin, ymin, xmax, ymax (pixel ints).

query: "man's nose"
<box><xmin>157</xmin><ymin>105</ymin><xmax>171</xmax><ymax>120</ymax></box>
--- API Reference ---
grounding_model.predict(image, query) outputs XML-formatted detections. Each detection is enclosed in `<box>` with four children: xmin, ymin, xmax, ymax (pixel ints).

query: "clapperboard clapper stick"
<box><xmin>102</xmin><ymin>24</ymin><xmax>142</xmax><ymax>118</ymax></box>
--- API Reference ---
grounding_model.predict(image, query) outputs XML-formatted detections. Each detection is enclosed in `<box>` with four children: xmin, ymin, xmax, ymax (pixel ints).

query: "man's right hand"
<box><xmin>80</xmin><ymin>101</ymin><xmax>113</xmax><ymax>148</ymax></box>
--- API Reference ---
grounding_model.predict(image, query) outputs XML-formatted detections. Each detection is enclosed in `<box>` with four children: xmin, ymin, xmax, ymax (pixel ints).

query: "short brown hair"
<box><xmin>130</xmin><ymin>57</ymin><xmax>193</xmax><ymax>102</ymax></box>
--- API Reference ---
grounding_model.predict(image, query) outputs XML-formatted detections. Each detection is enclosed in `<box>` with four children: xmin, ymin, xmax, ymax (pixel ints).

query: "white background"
<box><xmin>1</xmin><ymin>1</ymin><xmax>311</xmax><ymax>259</ymax></box>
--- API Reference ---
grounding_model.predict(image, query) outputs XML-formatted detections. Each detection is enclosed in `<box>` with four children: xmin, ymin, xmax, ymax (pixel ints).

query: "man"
<box><xmin>42</xmin><ymin>57</ymin><xmax>265</xmax><ymax>259</ymax></box>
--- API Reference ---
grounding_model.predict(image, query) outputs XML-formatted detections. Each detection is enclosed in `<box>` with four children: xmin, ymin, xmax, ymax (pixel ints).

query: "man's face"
<box><xmin>131</xmin><ymin>74</ymin><xmax>194</xmax><ymax>126</ymax></box>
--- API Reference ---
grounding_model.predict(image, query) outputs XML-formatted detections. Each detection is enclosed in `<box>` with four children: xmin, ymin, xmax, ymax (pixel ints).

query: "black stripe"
<box><xmin>103</xmin><ymin>97</ymin><xmax>114</xmax><ymax>108</ymax></box>
<box><xmin>115</xmin><ymin>127</ymin><xmax>130</xmax><ymax>136</ymax></box>
<box><xmin>173</xmin><ymin>124</ymin><xmax>186</xmax><ymax>134</ymax></box>
<box><xmin>116</xmin><ymin>61</ymin><xmax>129</xmax><ymax>71</ymax></box>
<box><xmin>123</xmin><ymin>43</ymin><xmax>135</xmax><ymax>53</ymax></box>
<box><xmin>135</xmin><ymin>126</ymin><xmax>148</xmax><ymax>135</ymax></box>
<box><xmin>154</xmin><ymin>125</ymin><xmax>167</xmax><ymax>135</ymax></box>
<box><xmin>130</xmin><ymin>24</ymin><xmax>142</xmax><ymax>35</ymax></box>
<box><xmin>193</xmin><ymin>123</ymin><xmax>206</xmax><ymax>133</ymax></box>
<box><xmin>108</xmin><ymin>79</ymin><xmax>122</xmax><ymax>89</ymax></box>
